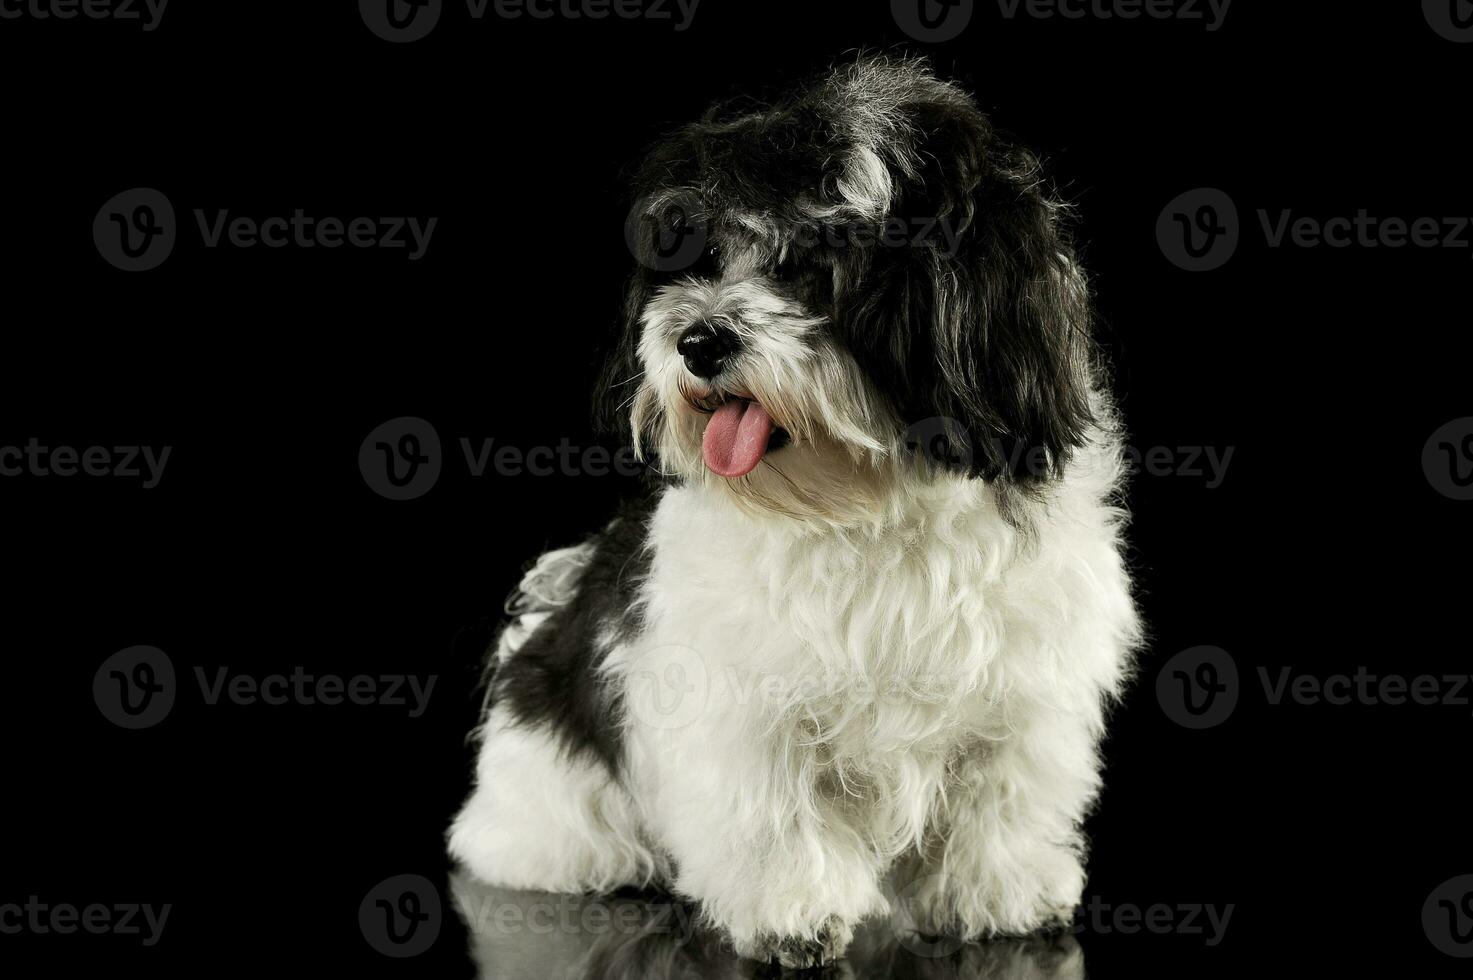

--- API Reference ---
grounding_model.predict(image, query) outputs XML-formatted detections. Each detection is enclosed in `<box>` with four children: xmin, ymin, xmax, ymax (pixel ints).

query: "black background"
<box><xmin>2</xmin><ymin>1</ymin><xmax>1469</xmax><ymax>977</ymax></box>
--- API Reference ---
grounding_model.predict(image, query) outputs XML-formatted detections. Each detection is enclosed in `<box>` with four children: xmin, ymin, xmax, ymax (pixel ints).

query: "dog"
<box><xmin>448</xmin><ymin>55</ymin><xmax>1141</xmax><ymax>969</ymax></box>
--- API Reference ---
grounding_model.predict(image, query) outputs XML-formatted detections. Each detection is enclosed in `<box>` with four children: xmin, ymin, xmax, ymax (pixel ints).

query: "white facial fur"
<box><xmin>629</xmin><ymin>261</ymin><xmax>913</xmax><ymax>526</ymax></box>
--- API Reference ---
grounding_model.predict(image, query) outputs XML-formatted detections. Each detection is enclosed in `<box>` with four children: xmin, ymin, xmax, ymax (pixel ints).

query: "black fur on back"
<box><xmin>488</xmin><ymin>493</ymin><xmax>656</xmax><ymax>772</ymax></box>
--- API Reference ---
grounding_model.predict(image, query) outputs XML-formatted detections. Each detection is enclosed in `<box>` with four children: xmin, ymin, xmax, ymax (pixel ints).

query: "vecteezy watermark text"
<box><xmin>93</xmin><ymin>188</ymin><xmax>436</xmax><ymax>271</ymax></box>
<box><xmin>194</xmin><ymin>210</ymin><xmax>437</xmax><ymax>260</ymax></box>
<box><xmin>1258</xmin><ymin>210</ymin><xmax>1473</xmax><ymax>255</ymax></box>
<box><xmin>194</xmin><ymin>667</ymin><xmax>436</xmax><ymax>718</ymax></box>
<box><xmin>454</xmin><ymin>889</ymin><xmax>697</xmax><ymax>941</ymax></box>
<box><xmin>1158</xmin><ymin>646</ymin><xmax>1473</xmax><ymax>729</ymax></box>
<box><xmin>0</xmin><ymin>897</ymin><xmax>171</xmax><ymax>946</ymax></box>
<box><xmin>468</xmin><ymin>0</ymin><xmax>699</xmax><ymax>27</ymax></box>
<box><xmin>626</xmin><ymin>198</ymin><xmax>968</xmax><ymax>273</ymax></box>
<box><xmin>996</xmin><ymin>0</ymin><xmax>1230</xmax><ymax>30</ymax></box>
<box><xmin>1259</xmin><ymin>667</ymin><xmax>1473</xmax><ymax>713</ymax></box>
<box><xmin>1123</xmin><ymin>444</ymin><xmax>1234</xmax><ymax>489</ymax></box>
<box><xmin>0</xmin><ymin>440</ymin><xmax>171</xmax><ymax>489</ymax></box>
<box><xmin>460</xmin><ymin>438</ymin><xmax>642</xmax><ymax>479</ymax></box>
<box><xmin>359</xmin><ymin>417</ymin><xmax>642</xmax><ymax>501</ymax></box>
<box><xmin>0</xmin><ymin>0</ymin><xmax>168</xmax><ymax>30</ymax></box>
<box><xmin>902</xmin><ymin>417</ymin><xmax>1236</xmax><ymax>488</ymax></box>
<box><xmin>1159</xmin><ymin>188</ymin><xmax>1473</xmax><ymax>271</ymax></box>
<box><xmin>1073</xmin><ymin>897</ymin><xmax>1234</xmax><ymax>945</ymax></box>
<box><xmin>891</xmin><ymin>0</ymin><xmax>1228</xmax><ymax>43</ymax></box>
<box><xmin>359</xmin><ymin>0</ymin><xmax>700</xmax><ymax>43</ymax></box>
<box><xmin>93</xmin><ymin>646</ymin><xmax>438</xmax><ymax>729</ymax></box>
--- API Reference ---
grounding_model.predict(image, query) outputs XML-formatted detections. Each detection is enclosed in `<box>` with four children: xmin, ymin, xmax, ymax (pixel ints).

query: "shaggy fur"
<box><xmin>448</xmin><ymin>55</ymin><xmax>1141</xmax><ymax>969</ymax></box>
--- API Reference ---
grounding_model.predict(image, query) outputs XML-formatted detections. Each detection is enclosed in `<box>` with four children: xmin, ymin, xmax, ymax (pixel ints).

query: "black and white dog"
<box><xmin>449</xmin><ymin>56</ymin><xmax>1140</xmax><ymax>968</ymax></box>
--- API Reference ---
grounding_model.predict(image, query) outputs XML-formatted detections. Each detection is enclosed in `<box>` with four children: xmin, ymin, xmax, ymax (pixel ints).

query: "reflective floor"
<box><xmin>451</xmin><ymin>871</ymin><xmax>1085</xmax><ymax>980</ymax></box>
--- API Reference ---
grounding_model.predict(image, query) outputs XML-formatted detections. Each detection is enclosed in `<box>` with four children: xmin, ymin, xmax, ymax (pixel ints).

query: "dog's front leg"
<box><xmin>625</xmin><ymin>700</ymin><xmax>888</xmax><ymax>968</ymax></box>
<box><xmin>897</xmin><ymin>709</ymin><xmax>1100</xmax><ymax>940</ymax></box>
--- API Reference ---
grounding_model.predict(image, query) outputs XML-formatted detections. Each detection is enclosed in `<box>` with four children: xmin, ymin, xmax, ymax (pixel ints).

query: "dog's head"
<box><xmin>605</xmin><ymin>56</ymin><xmax>1097</xmax><ymax>523</ymax></box>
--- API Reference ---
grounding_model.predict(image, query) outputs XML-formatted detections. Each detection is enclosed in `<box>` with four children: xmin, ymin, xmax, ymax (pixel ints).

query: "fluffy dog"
<box><xmin>448</xmin><ymin>55</ymin><xmax>1140</xmax><ymax>968</ymax></box>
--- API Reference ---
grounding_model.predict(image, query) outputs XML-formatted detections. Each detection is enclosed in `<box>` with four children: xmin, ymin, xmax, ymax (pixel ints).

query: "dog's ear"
<box><xmin>832</xmin><ymin>58</ymin><xmax>1095</xmax><ymax>484</ymax></box>
<box><xmin>592</xmin><ymin>266</ymin><xmax>651</xmax><ymax>441</ymax></box>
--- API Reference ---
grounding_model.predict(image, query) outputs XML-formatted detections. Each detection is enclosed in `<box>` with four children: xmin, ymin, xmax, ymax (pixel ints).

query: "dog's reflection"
<box><xmin>451</xmin><ymin>871</ymin><xmax>1084</xmax><ymax>980</ymax></box>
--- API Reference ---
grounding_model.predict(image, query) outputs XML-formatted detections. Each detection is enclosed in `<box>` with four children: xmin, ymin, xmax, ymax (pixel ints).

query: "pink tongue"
<box><xmin>701</xmin><ymin>399</ymin><xmax>776</xmax><ymax>478</ymax></box>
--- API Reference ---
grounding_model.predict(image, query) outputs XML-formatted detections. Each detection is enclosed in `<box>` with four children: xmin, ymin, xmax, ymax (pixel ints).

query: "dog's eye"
<box><xmin>684</xmin><ymin>241</ymin><xmax>722</xmax><ymax>280</ymax></box>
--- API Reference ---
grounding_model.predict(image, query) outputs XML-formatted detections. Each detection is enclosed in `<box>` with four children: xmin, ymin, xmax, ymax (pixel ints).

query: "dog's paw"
<box><xmin>734</xmin><ymin>917</ymin><xmax>852</xmax><ymax>970</ymax></box>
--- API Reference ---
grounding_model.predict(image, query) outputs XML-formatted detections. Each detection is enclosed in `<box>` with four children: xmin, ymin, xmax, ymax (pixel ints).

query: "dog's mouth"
<box><xmin>685</xmin><ymin>389</ymin><xmax>786</xmax><ymax>478</ymax></box>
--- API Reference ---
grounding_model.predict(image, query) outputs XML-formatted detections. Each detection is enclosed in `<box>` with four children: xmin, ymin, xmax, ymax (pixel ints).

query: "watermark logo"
<box><xmin>1156</xmin><ymin>646</ymin><xmax>1238</xmax><ymax>729</ymax></box>
<box><xmin>903</xmin><ymin>417</ymin><xmax>975</xmax><ymax>471</ymax></box>
<box><xmin>624</xmin><ymin>644</ymin><xmax>709</xmax><ymax>730</ymax></box>
<box><xmin>1157</xmin><ymin>188</ymin><xmax>1239</xmax><ymax>272</ymax></box>
<box><xmin>360</xmin><ymin>0</ymin><xmax>443</xmax><ymax>42</ymax></box>
<box><xmin>93</xmin><ymin>646</ymin><xmax>176</xmax><ymax>729</ymax></box>
<box><xmin>1424</xmin><ymin>0</ymin><xmax>1473</xmax><ymax>43</ymax></box>
<box><xmin>361</xmin><ymin>875</ymin><xmax>441</xmax><ymax>957</ymax></box>
<box><xmin>1425</xmin><ymin>876</ymin><xmax>1473</xmax><ymax>957</ymax></box>
<box><xmin>0</xmin><ymin>0</ymin><xmax>169</xmax><ymax>30</ymax></box>
<box><xmin>360</xmin><ymin>417</ymin><xmax>443</xmax><ymax>501</ymax></box>
<box><xmin>625</xmin><ymin>192</ymin><xmax>709</xmax><ymax>274</ymax></box>
<box><xmin>94</xmin><ymin>188</ymin><xmax>176</xmax><ymax>272</ymax></box>
<box><xmin>892</xmin><ymin>0</ymin><xmax>974</xmax><ymax>43</ymax></box>
<box><xmin>1423</xmin><ymin>418</ymin><xmax>1473</xmax><ymax>501</ymax></box>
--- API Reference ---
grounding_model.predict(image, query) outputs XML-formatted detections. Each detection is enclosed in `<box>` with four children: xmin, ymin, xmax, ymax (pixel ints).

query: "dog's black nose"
<box><xmin>677</xmin><ymin>321</ymin><xmax>737</xmax><ymax>379</ymax></box>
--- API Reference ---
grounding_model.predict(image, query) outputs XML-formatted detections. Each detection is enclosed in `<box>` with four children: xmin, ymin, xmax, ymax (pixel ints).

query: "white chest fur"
<box><xmin>613</xmin><ymin>449</ymin><xmax>1139</xmax><ymax>864</ymax></box>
